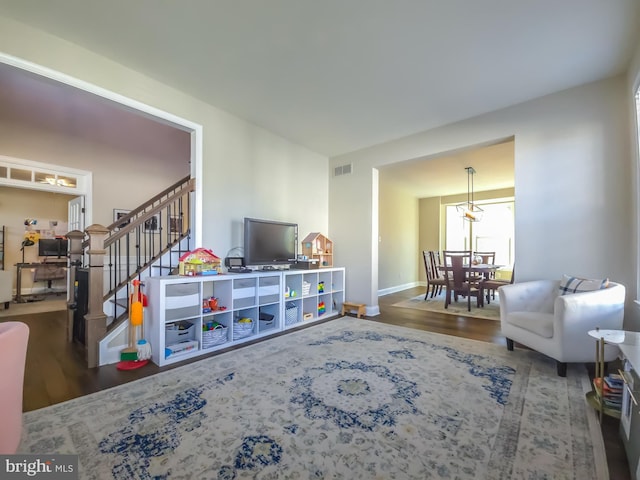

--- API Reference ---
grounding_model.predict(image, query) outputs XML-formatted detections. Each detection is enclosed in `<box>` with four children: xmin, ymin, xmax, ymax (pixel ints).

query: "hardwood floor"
<box><xmin>6</xmin><ymin>286</ymin><xmax>629</xmax><ymax>478</ymax></box>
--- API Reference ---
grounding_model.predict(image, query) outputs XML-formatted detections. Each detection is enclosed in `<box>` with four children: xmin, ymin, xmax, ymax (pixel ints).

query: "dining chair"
<box><xmin>423</xmin><ymin>250</ymin><xmax>447</xmax><ymax>299</ymax></box>
<box><xmin>469</xmin><ymin>251</ymin><xmax>496</xmax><ymax>281</ymax></box>
<box><xmin>442</xmin><ymin>250</ymin><xmax>483</xmax><ymax>311</ymax></box>
<box><xmin>473</xmin><ymin>251</ymin><xmax>496</xmax><ymax>265</ymax></box>
<box><xmin>480</xmin><ymin>264</ymin><xmax>515</xmax><ymax>304</ymax></box>
<box><xmin>432</xmin><ymin>250</ymin><xmax>442</xmax><ymax>271</ymax></box>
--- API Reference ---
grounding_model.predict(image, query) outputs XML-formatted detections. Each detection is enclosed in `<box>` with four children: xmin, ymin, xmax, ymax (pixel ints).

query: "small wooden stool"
<box><xmin>341</xmin><ymin>302</ymin><xmax>366</xmax><ymax>318</ymax></box>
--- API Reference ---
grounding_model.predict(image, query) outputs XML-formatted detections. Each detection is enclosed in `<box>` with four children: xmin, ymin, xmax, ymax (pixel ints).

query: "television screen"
<box><xmin>243</xmin><ymin>218</ymin><xmax>298</xmax><ymax>267</ymax></box>
<box><xmin>38</xmin><ymin>238</ymin><xmax>68</xmax><ymax>257</ymax></box>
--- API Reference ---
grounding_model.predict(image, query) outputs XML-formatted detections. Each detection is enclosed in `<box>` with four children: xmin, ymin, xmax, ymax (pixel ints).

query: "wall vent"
<box><xmin>334</xmin><ymin>163</ymin><xmax>352</xmax><ymax>176</ymax></box>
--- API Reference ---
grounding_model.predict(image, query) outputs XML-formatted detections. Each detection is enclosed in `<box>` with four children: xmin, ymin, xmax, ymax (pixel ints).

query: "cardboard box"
<box><xmin>165</xmin><ymin>340</ymin><xmax>199</xmax><ymax>358</ymax></box>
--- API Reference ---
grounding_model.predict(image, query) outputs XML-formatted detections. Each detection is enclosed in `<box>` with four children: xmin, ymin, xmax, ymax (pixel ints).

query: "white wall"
<box><xmin>0</xmin><ymin>15</ymin><xmax>329</xmax><ymax>262</ymax></box>
<box><xmin>626</xmin><ymin>37</ymin><xmax>640</xmax><ymax>327</ymax></box>
<box><xmin>331</xmin><ymin>75</ymin><xmax>636</xmax><ymax>327</ymax></box>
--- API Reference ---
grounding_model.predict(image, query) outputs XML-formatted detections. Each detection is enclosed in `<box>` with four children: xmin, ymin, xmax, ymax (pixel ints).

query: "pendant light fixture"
<box><xmin>456</xmin><ymin>166</ymin><xmax>483</xmax><ymax>222</ymax></box>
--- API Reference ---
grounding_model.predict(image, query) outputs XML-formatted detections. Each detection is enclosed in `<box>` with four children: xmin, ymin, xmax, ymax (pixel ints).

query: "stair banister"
<box><xmin>72</xmin><ymin>175</ymin><xmax>195</xmax><ymax>368</ymax></box>
<box><xmin>84</xmin><ymin>224</ymin><xmax>110</xmax><ymax>368</ymax></box>
<box><xmin>105</xmin><ymin>179</ymin><xmax>194</xmax><ymax>246</ymax></box>
<box><xmin>66</xmin><ymin>229</ymin><xmax>85</xmax><ymax>343</ymax></box>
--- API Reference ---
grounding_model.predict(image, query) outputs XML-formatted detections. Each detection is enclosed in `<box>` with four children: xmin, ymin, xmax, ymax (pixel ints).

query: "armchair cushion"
<box><xmin>559</xmin><ymin>274</ymin><xmax>609</xmax><ymax>295</ymax></box>
<box><xmin>506</xmin><ymin>312</ymin><xmax>554</xmax><ymax>338</ymax></box>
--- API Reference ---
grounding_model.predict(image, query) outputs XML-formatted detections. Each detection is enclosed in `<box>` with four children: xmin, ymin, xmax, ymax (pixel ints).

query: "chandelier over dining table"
<box><xmin>456</xmin><ymin>166</ymin><xmax>483</xmax><ymax>222</ymax></box>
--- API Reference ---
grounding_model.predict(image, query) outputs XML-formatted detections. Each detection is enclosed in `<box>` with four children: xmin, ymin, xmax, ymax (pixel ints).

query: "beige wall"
<box><xmin>0</xmin><ymin>186</ymin><xmax>71</xmax><ymax>295</ymax></box>
<box><xmin>378</xmin><ymin>179</ymin><xmax>419</xmax><ymax>291</ymax></box>
<box><xmin>418</xmin><ymin>197</ymin><xmax>441</xmax><ymax>283</ymax></box>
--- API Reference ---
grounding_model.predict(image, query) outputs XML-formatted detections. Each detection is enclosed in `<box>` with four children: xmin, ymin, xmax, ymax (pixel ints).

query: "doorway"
<box><xmin>377</xmin><ymin>139</ymin><xmax>515</xmax><ymax>294</ymax></box>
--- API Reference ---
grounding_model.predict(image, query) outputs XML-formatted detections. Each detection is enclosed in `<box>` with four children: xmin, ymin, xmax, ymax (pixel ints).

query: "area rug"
<box><xmin>392</xmin><ymin>292</ymin><xmax>501</xmax><ymax>321</ymax></box>
<box><xmin>18</xmin><ymin>317</ymin><xmax>605</xmax><ymax>479</ymax></box>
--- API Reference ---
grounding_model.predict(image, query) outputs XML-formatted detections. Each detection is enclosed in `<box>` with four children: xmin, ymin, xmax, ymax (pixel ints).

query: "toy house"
<box><xmin>178</xmin><ymin>248</ymin><xmax>222</xmax><ymax>276</ymax></box>
<box><xmin>301</xmin><ymin>233</ymin><xmax>333</xmax><ymax>267</ymax></box>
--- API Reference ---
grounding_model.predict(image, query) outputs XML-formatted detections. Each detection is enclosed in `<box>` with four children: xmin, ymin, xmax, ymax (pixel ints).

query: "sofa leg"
<box><xmin>506</xmin><ymin>338</ymin><xmax>514</xmax><ymax>351</ymax></box>
<box><xmin>556</xmin><ymin>361</ymin><xmax>567</xmax><ymax>377</ymax></box>
<box><xmin>3</xmin><ymin>301</ymin><xmax>8</xmax><ymax>309</ymax></box>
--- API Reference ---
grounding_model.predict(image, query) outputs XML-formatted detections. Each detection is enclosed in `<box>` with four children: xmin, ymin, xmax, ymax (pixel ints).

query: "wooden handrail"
<box><xmin>105</xmin><ymin>178</ymin><xmax>195</xmax><ymax>247</ymax></box>
<box><xmin>105</xmin><ymin>175</ymin><xmax>191</xmax><ymax>232</ymax></box>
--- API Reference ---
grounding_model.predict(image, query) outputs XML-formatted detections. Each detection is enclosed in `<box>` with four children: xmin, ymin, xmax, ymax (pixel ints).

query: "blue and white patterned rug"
<box><xmin>19</xmin><ymin>318</ymin><xmax>605</xmax><ymax>479</ymax></box>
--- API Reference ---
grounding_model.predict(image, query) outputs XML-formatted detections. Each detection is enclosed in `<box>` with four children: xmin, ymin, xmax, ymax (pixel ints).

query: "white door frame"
<box><xmin>0</xmin><ymin>52</ymin><xmax>203</xmax><ymax>246</ymax></box>
<box><xmin>0</xmin><ymin>155</ymin><xmax>93</xmax><ymax>224</ymax></box>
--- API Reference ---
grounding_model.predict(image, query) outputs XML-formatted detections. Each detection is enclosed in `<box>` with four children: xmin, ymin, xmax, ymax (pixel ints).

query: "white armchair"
<box><xmin>499</xmin><ymin>279</ymin><xmax>625</xmax><ymax>376</ymax></box>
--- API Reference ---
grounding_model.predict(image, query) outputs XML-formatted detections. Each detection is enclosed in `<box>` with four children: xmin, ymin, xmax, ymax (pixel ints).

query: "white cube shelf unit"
<box><xmin>146</xmin><ymin>268</ymin><xmax>345</xmax><ymax>366</ymax></box>
<box><xmin>282</xmin><ymin>268</ymin><xmax>345</xmax><ymax>329</ymax></box>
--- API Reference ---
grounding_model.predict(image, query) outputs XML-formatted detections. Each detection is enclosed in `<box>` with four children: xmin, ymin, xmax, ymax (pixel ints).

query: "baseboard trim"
<box><xmin>378</xmin><ymin>282</ymin><xmax>420</xmax><ymax>297</ymax></box>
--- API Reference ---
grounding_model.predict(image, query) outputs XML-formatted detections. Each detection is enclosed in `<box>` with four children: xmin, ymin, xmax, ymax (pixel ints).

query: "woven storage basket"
<box><xmin>233</xmin><ymin>319</ymin><xmax>254</xmax><ymax>340</ymax></box>
<box><xmin>285</xmin><ymin>303</ymin><xmax>299</xmax><ymax>325</ymax></box>
<box><xmin>202</xmin><ymin>325</ymin><xmax>228</xmax><ymax>348</ymax></box>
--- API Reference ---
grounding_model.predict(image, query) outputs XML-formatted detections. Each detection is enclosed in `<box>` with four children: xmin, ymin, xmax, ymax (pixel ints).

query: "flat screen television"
<box><xmin>38</xmin><ymin>238</ymin><xmax>68</xmax><ymax>258</ymax></box>
<box><xmin>243</xmin><ymin>218</ymin><xmax>298</xmax><ymax>267</ymax></box>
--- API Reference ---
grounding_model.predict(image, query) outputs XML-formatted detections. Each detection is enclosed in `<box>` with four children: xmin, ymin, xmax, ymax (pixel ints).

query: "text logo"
<box><xmin>0</xmin><ymin>455</ymin><xmax>78</xmax><ymax>479</ymax></box>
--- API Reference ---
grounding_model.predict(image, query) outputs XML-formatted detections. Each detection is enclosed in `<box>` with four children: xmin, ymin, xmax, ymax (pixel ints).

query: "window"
<box><xmin>0</xmin><ymin>157</ymin><xmax>80</xmax><ymax>192</ymax></box>
<box><xmin>445</xmin><ymin>201</ymin><xmax>514</xmax><ymax>265</ymax></box>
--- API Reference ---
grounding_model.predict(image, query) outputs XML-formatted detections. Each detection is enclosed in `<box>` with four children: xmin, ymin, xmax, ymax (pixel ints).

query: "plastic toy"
<box><xmin>117</xmin><ymin>280</ymin><xmax>151</xmax><ymax>370</ymax></box>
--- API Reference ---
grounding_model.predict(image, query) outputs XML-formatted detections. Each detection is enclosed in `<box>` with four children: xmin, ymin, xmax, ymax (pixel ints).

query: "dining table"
<box><xmin>437</xmin><ymin>263</ymin><xmax>502</xmax><ymax>308</ymax></box>
<box><xmin>438</xmin><ymin>263</ymin><xmax>500</xmax><ymax>279</ymax></box>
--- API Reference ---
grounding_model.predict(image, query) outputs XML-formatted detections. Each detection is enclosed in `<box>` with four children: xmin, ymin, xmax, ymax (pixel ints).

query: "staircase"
<box><xmin>67</xmin><ymin>175</ymin><xmax>196</xmax><ymax>368</ymax></box>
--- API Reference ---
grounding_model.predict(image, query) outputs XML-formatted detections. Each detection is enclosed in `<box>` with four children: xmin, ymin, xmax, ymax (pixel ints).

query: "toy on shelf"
<box><xmin>318</xmin><ymin>301</ymin><xmax>326</xmax><ymax>315</ymax></box>
<box><xmin>117</xmin><ymin>280</ymin><xmax>151</xmax><ymax>370</ymax></box>
<box><xmin>179</xmin><ymin>248</ymin><xmax>222</xmax><ymax>276</ymax></box>
<box><xmin>301</xmin><ymin>233</ymin><xmax>333</xmax><ymax>267</ymax></box>
<box><xmin>202</xmin><ymin>296</ymin><xmax>226</xmax><ymax>313</ymax></box>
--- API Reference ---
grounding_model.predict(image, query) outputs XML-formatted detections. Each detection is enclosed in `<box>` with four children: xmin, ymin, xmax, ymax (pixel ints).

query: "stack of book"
<box><xmin>594</xmin><ymin>374</ymin><xmax>624</xmax><ymax>411</ymax></box>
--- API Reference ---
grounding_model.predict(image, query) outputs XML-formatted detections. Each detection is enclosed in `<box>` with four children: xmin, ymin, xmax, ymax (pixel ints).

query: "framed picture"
<box><xmin>169</xmin><ymin>216</ymin><xmax>183</xmax><ymax>234</ymax></box>
<box><xmin>113</xmin><ymin>209</ymin><xmax>131</xmax><ymax>230</ymax></box>
<box><xmin>143</xmin><ymin>214</ymin><xmax>160</xmax><ymax>233</ymax></box>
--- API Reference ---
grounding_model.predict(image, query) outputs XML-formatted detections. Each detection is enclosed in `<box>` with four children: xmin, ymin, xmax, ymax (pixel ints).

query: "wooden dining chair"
<box><xmin>480</xmin><ymin>264</ymin><xmax>515</xmax><ymax>304</ymax></box>
<box><xmin>423</xmin><ymin>250</ymin><xmax>447</xmax><ymax>299</ymax></box>
<box><xmin>473</xmin><ymin>251</ymin><xmax>496</xmax><ymax>265</ymax></box>
<box><xmin>469</xmin><ymin>251</ymin><xmax>496</xmax><ymax>281</ymax></box>
<box><xmin>442</xmin><ymin>250</ymin><xmax>483</xmax><ymax>311</ymax></box>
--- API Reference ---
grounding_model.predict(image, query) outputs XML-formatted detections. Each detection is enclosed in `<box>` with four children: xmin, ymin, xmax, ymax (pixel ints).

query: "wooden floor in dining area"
<box><xmin>6</xmin><ymin>285</ymin><xmax>629</xmax><ymax>479</ymax></box>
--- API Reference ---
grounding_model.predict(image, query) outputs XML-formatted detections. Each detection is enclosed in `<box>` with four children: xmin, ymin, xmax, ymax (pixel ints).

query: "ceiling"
<box><xmin>0</xmin><ymin>1</ymin><xmax>637</xmax><ymax>196</ymax></box>
<box><xmin>379</xmin><ymin>140</ymin><xmax>514</xmax><ymax>198</ymax></box>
